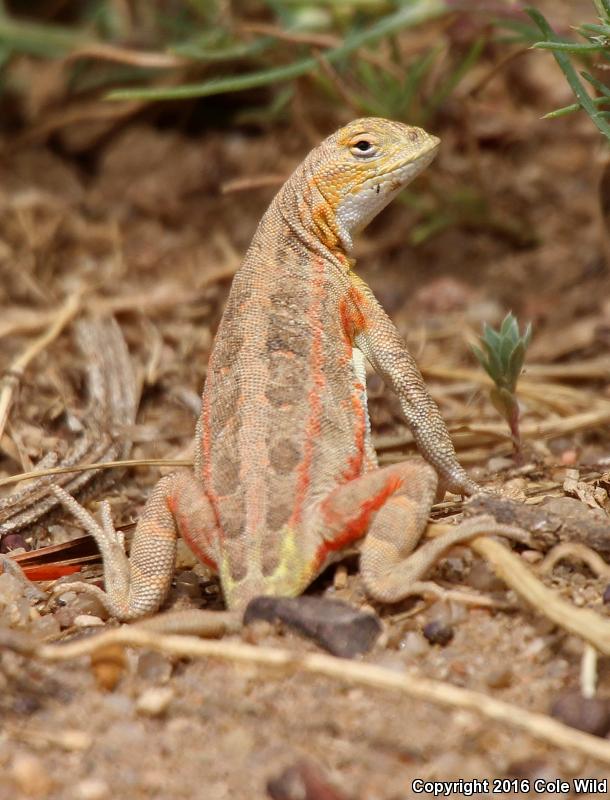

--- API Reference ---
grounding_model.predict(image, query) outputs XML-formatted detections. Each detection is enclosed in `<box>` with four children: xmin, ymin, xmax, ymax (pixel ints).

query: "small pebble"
<box><xmin>523</xmin><ymin>637</ymin><xmax>547</xmax><ymax>658</ymax></box>
<box><xmin>137</xmin><ymin>651</ymin><xmax>173</xmax><ymax>684</ymax></box>
<box><xmin>423</xmin><ymin>620</ymin><xmax>454</xmax><ymax>646</ymax></box>
<box><xmin>487</xmin><ymin>456</ymin><xmax>513</xmax><ymax>473</ymax></box>
<box><xmin>75</xmin><ymin>778</ymin><xmax>109</xmax><ymax>800</ymax></box>
<box><xmin>400</xmin><ymin>631</ymin><xmax>429</xmax><ymax>658</ymax></box>
<box><xmin>423</xmin><ymin>601</ymin><xmax>451</xmax><ymax>624</ymax></box>
<box><xmin>74</xmin><ymin>614</ymin><xmax>105</xmax><ymax>628</ymax></box>
<box><xmin>603</xmin><ymin>584</ymin><xmax>610</xmax><ymax>605</ymax></box>
<box><xmin>91</xmin><ymin>645</ymin><xmax>127</xmax><ymax>692</ymax></box>
<box><xmin>484</xmin><ymin>667</ymin><xmax>513</xmax><ymax>689</ymax></box>
<box><xmin>468</xmin><ymin>561</ymin><xmax>504</xmax><ymax>593</ymax></box>
<box><xmin>441</xmin><ymin>556</ymin><xmax>467</xmax><ymax>582</ymax></box>
<box><xmin>521</xmin><ymin>549</ymin><xmax>543</xmax><ymax>564</ymax></box>
<box><xmin>559</xmin><ymin>449</ymin><xmax>578</xmax><ymax>466</ymax></box>
<box><xmin>136</xmin><ymin>686</ymin><xmax>174</xmax><ymax>716</ymax></box>
<box><xmin>73</xmin><ymin>594</ymin><xmax>109</xmax><ymax>620</ymax></box>
<box><xmin>551</xmin><ymin>690</ymin><xmax>610</xmax><ymax>736</ymax></box>
<box><xmin>11</xmin><ymin>752</ymin><xmax>53</xmax><ymax>798</ymax></box>
<box><xmin>30</xmin><ymin>613</ymin><xmax>61</xmax><ymax>638</ymax></box>
<box><xmin>173</xmin><ymin>570</ymin><xmax>201</xmax><ymax>600</ymax></box>
<box><xmin>241</xmin><ymin>620</ymin><xmax>275</xmax><ymax>645</ymax></box>
<box><xmin>333</xmin><ymin>564</ymin><xmax>348</xmax><ymax>590</ymax></box>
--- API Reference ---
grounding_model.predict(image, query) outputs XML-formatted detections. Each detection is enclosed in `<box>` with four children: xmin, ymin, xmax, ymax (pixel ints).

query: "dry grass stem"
<box><xmin>220</xmin><ymin>175</ymin><xmax>287</xmax><ymax>194</ymax></box>
<box><xmin>538</xmin><ymin>543</ymin><xmax>610</xmax><ymax>579</ymax></box>
<box><xmin>0</xmin><ymin>458</ymin><xmax>192</xmax><ymax>489</ymax></box>
<box><xmin>65</xmin><ymin>44</ymin><xmax>189</xmax><ymax>68</ymax></box>
<box><xmin>7</xmin><ymin>628</ymin><xmax>610</xmax><ymax>766</ymax></box>
<box><xmin>465</xmin><ymin>535</ymin><xmax>610</xmax><ymax>655</ymax></box>
<box><xmin>0</xmin><ymin>292</ymin><xmax>81</xmax><ymax>443</ymax></box>
<box><xmin>580</xmin><ymin>643</ymin><xmax>598</xmax><ymax>699</ymax></box>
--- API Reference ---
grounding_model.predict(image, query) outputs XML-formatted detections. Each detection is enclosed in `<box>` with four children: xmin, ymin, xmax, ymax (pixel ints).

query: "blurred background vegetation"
<box><xmin>1</xmin><ymin>0</ymin><xmax>607</xmax><ymax>253</ymax></box>
<box><xmin>0</xmin><ymin>0</ymin><xmax>608</xmax><ymax>138</ymax></box>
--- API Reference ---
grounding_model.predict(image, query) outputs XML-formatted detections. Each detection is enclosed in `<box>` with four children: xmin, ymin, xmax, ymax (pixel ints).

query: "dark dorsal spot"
<box><xmin>269</xmin><ymin>438</ymin><xmax>302</xmax><ymax>473</ymax></box>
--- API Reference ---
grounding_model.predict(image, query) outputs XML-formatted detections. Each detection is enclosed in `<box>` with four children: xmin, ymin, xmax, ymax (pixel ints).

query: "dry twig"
<box><xmin>0</xmin><ymin>292</ymin><xmax>81</xmax><ymax>443</ymax></box>
<box><xmin>4</xmin><ymin>626</ymin><xmax>610</xmax><ymax>765</ymax></box>
<box><xmin>0</xmin><ymin>318</ymin><xmax>138</xmax><ymax>538</ymax></box>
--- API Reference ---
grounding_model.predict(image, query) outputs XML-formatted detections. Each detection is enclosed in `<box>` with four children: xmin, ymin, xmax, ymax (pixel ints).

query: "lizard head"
<box><xmin>308</xmin><ymin>117</ymin><xmax>440</xmax><ymax>252</ymax></box>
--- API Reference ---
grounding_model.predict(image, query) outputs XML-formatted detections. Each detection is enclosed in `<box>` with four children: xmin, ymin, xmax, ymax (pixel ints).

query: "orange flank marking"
<box><xmin>312</xmin><ymin>202</ymin><xmax>340</xmax><ymax>251</ymax></box>
<box><xmin>180</xmin><ymin>523</ymin><xmax>218</xmax><ymax>571</ymax></box>
<box><xmin>168</xmin><ymin>490</ymin><xmax>219</xmax><ymax>571</ymax></box>
<box><xmin>341</xmin><ymin>389</ymin><xmax>366</xmax><ymax>482</ymax></box>
<box><xmin>290</xmin><ymin>256</ymin><xmax>326</xmax><ymax>526</ymax></box>
<box><xmin>347</xmin><ymin>285</ymin><xmax>367</xmax><ymax>332</ymax></box>
<box><xmin>313</xmin><ymin>475</ymin><xmax>402</xmax><ymax>572</ymax></box>
<box><xmin>339</xmin><ymin>286</ymin><xmax>368</xmax><ymax>342</ymax></box>
<box><xmin>338</xmin><ymin>295</ymin><xmax>353</xmax><ymax>344</ymax></box>
<box><xmin>198</xmin><ymin>372</ymin><xmax>226</xmax><ymax>544</ymax></box>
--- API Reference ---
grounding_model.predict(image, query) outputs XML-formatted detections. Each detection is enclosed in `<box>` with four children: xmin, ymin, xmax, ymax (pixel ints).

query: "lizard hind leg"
<box><xmin>311</xmin><ymin>459</ymin><xmax>437</xmax><ymax>602</ymax></box>
<box><xmin>52</xmin><ymin>472</ymin><xmax>217</xmax><ymax>621</ymax></box>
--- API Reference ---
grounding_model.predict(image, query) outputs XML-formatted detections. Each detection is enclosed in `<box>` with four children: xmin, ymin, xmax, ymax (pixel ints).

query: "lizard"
<box><xmin>51</xmin><ymin>117</ymin><xmax>507</xmax><ymax>621</ymax></box>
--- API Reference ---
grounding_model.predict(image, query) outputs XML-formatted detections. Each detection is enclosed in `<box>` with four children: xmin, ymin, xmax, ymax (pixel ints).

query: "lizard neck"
<box><xmin>256</xmin><ymin>159</ymin><xmax>353</xmax><ymax>273</ymax></box>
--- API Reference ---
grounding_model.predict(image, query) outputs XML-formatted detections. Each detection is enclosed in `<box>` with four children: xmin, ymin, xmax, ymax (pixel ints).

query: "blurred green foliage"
<box><xmin>0</xmin><ymin>0</ymin><xmax>481</xmax><ymax>119</ymax></box>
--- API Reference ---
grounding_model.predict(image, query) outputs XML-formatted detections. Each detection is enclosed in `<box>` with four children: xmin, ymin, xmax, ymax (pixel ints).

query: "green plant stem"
<box><xmin>527</xmin><ymin>6</ymin><xmax>610</xmax><ymax>141</ymax></box>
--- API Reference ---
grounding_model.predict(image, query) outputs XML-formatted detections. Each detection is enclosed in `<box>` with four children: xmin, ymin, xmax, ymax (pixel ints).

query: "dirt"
<box><xmin>1</xmin><ymin>4</ymin><xmax>610</xmax><ymax>799</ymax></box>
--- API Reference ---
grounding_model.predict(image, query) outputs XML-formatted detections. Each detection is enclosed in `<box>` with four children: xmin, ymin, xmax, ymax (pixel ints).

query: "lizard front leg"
<box><xmin>349</xmin><ymin>277</ymin><xmax>478</xmax><ymax>496</ymax></box>
<box><xmin>52</xmin><ymin>472</ymin><xmax>218</xmax><ymax>621</ymax></box>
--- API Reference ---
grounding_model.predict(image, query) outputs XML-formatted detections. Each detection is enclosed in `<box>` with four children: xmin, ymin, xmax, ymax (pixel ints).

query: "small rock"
<box><xmin>91</xmin><ymin>645</ymin><xmax>127</xmax><ymax>692</ymax></box>
<box><xmin>30</xmin><ymin>613</ymin><xmax>61</xmax><ymax>638</ymax></box>
<box><xmin>423</xmin><ymin>620</ymin><xmax>454</xmax><ymax>646</ymax></box>
<box><xmin>241</xmin><ymin>620</ymin><xmax>275</xmax><ymax>645</ymax></box>
<box><xmin>11</xmin><ymin>752</ymin><xmax>53</xmax><ymax>798</ymax></box>
<box><xmin>484</xmin><ymin>667</ymin><xmax>513</xmax><ymax>689</ymax></box>
<box><xmin>73</xmin><ymin>593</ymin><xmax>109</xmax><ymax>620</ymax></box>
<box><xmin>423</xmin><ymin>601</ymin><xmax>451</xmax><ymax>624</ymax></box>
<box><xmin>244</xmin><ymin>595</ymin><xmax>382</xmax><ymax>658</ymax></box>
<box><xmin>0</xmin><ymin>572</ymin><xmax>30</xmax><ymax>627</ymax></box>
<box><xmin>603</xmin><ymin>585</ymin><xmax>610</xmax><ymax>605</ymax></box>
<box><xmin>137</xmin><ymin>651</ymin><xmax>173</xmax><ymax>684</ymax></box>
<box><xmin>136</xmin><ymin>686</ymin><xmax>174</xmax><ymax>716</ymax></box>
<box><xmin>521</xmin><ymin>549</ymin><xmax>543</xmax><ymax>564</ymax></box>
<box><xmin>505</xmin><ymin>758</ymin><xmax>560</xmax><ymax>781</ymax></box>
<box><xmin>53</xmin><ymin>605</ymin><xmax>79</xmax><ymax>629</ymax></box>
<box><xmin>441</xmin><ymin>556</ymin><xmax>467</xmax><ymax>582</ymax></box>
<box><xmin>551</xmin><ymin>690</ymin><xmax>610</xmax><ymax>736</ymax></box>
<box><xmin>74</xmin><ymin>615</ymin><xmax>105</xmax><ymax>628</ymax></box>
<box><xmin>400</xmin><ymin>631</ymin><xmax>429</xmax><ymax>658</ymax></box>
<box><xmin>267</xmin><ymin>759</ymin><xmax>351</xmax><ymax>800</ymax></box>
<box><xmin>75</xmin><ymin>778</ymin><xmax>109</xmax><ymax>800</ymax></box>
<box><xmin>468</xmin><ymin>560</ymin><xmax>504</xmax><ymax>593</ymax></box>
<box><xmin>173</xmin><ymin>570</ymin><xmax>201</xmax><ymax>600</ymax></box>
<box><xmin>559</xmin><ymin>449</ymin><xmax>579</xmax><ymax>466</ymax></box>
<box><xmin>487</xmin><ymin>456</ymin><xmax>514</xmax><ymax>474</ymax></box>
<box><xmin>448</xmin><ymin>602</ymin><xmax>468</xmax><ymax>625</ymax></box>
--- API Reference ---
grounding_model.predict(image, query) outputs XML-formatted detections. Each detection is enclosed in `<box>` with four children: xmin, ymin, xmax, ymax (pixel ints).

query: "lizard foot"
<box><xmin>50</xmin><ymin>485</ymin><xmax>128</xmax><ymax>615</ymax></box>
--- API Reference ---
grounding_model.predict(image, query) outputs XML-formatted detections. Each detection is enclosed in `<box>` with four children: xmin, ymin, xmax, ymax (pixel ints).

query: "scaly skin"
<box><xmin>54</xmin><ymin>118</ymin><xmax>479</xmax><ymax>618</ymax></box>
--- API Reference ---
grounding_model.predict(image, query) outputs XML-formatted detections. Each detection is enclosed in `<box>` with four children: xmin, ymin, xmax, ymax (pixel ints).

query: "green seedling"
<box><xmin>471</xmin><ymin>313</ymin><xmax>532</xmax><ymax>457</ymax></box>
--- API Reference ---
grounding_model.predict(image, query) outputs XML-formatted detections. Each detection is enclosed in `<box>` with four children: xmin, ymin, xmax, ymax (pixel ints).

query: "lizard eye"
<box><xmin>350</xmin><ymin>139</ymin><xmax>377</xmax><ymax>158</ymax></box>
